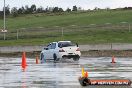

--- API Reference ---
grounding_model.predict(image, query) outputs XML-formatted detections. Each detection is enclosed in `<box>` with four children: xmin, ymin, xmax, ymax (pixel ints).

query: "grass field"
<box><xmin>0</xmin><ymin>10</ymin><xmax>132</xmax><ymax>46</ymax></box>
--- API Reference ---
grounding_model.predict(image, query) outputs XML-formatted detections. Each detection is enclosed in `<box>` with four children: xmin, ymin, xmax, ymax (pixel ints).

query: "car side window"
<box><xmin>51</xmin><ymin>43</ymin><xmax>56</xmax><ymax>49</ymax></box>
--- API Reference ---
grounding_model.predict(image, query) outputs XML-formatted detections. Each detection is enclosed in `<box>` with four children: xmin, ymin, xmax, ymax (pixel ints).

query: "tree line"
<box><xmin>0</xmin><ymin>4</ymin><xmax>132</xmax><ymax>18</ymax></box>
<box><xmin>0</xmin><ymin>4</ymin><xmax>78</xmax><ymax>18</ymax></box>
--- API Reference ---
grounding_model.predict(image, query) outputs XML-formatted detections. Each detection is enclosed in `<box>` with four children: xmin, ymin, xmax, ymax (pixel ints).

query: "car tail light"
<box><xmin>76</xmin><ymin>48</ymin><xmax>80</xmax><ymax>51</ymax></box>
<box><xmin>59</xmin><ymin>49</ymin><xmax>65</xmax><ymax>52</ymax></box>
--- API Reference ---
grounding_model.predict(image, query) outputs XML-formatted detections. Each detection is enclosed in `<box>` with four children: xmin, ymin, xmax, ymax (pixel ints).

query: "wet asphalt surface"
<box><xmin>0</xmin><ymin>57</ymin><xmax>132</xmax><ymax>88</ymax></box>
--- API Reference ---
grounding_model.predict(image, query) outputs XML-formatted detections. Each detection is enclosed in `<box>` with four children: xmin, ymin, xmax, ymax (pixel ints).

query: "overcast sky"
<box><xmin>0</xmin><ymin>0</ymin><xmax>132</xmax><ymax>10</ymax></box>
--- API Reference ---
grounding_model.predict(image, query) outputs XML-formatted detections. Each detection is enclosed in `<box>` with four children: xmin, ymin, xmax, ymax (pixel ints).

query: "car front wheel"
<box><xmin>40</xmin><ymin>53</ymin><xmax>46</xmax><ymax>63</ymax></box>
<box><xmin>53</xmin><ymin>54</ymin><xmax>59</xmax><ymax>62</ymax></box>
<box><xmin>40</xmin><ymin>53</ymin><xmax>44</xmax><ymax>60</ymax></box>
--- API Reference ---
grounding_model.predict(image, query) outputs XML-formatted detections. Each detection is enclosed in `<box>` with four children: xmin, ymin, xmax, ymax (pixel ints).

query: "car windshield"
<box><xmin>58</xmin><ymin>42</ymin><xmax>75</xmax><ymax>47</ymax></box>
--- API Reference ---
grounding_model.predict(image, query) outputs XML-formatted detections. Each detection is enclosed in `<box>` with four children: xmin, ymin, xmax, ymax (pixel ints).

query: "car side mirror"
<box><xmin>44</xmin><ymin>47</ymin><xmax>49</xmax><ymax>50</ymax></box>
<box><xmin>76</xmin><ymin>43</ymin><xmax>78</xmax><ymax>47</ymax></box>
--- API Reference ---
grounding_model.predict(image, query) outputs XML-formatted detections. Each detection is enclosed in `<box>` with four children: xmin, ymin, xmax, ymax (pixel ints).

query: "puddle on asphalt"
<box><xmin>0</xmin><ymin>57</ymin><xmax>132</xmax><ymax>88</ymax></box>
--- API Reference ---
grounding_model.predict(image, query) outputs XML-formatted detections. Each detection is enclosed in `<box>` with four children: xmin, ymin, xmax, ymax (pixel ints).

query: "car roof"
<box><xmin>50</xmin><ymin>41</ymin><xmax>71</xmax><ymax>44</ymax></box>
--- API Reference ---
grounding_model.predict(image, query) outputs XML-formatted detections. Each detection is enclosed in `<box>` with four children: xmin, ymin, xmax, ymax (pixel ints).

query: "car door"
<box><xmin>45</xmin><ymin>43</ymin><xmax>52</xmax><ymax>59</ymax></box>
<box><xmin>50</xmin><ymin>43</ymin><xmax>56</xmax><ymax>59</ymax></box>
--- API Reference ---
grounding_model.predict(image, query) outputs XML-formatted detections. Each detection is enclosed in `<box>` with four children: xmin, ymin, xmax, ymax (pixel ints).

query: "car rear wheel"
<box><xmin>73</xmin><ymin>55</ymin><xmax>80</xmax><ymax>61</ymax></box>
<box><xmin>53</xmin><ymin>54</ymin><xmax>59</xmax><ymax>62</ymax></box>
<box><xmin>73</xmin><ymin>58</ymin><xmax>79</xmax><ymax>61</ymax></box>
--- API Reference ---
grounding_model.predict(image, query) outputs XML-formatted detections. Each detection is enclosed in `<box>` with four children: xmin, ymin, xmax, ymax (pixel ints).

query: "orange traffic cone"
<box><xmin>36</xmin><ymin>55</ymin><xmax>39</xmax><ymax>64</ymax></box>
<box><xmin>21</xmin><ymin>52</ymin><xmax>27</xmax><ymax>71</ymax></box>
<box><xmin>84</xmin><ymin>71</ymin><xmax>88</xmax><ymax>78</ymax></box>
<box><xmin>111</xmin><ymin>56</ymin><xmax>116</xmax><ymax>63</ymax></box>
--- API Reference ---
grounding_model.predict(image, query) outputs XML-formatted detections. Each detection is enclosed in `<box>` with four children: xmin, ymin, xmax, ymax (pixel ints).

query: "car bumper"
<box><xmin>62</xmin><ymin>55</ymin><xmax>80</xmax><ymax>59</ymax></box>
<box><xmin>58</xmin><ymin>52</ymin><xmax>81</xmax><ymax>59</ymax></box>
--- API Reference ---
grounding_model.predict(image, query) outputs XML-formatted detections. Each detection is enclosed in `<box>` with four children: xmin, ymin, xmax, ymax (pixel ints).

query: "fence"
<box><xmin>0</xmin><ymin>23</ymin><xmax>131</xmax><ymax>40</ymax></box>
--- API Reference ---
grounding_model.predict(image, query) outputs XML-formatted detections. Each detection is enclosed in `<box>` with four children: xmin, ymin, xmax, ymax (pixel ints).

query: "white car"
<box><xmin>40</xmin><ymin>41</ymin><xmax>81</xmax><ymax>62</ymax></box>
